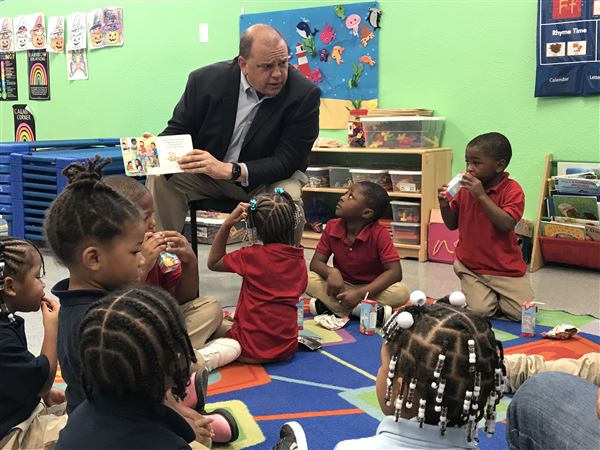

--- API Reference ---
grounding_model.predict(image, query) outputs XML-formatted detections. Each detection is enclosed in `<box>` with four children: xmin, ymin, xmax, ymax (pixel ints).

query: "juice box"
<box><xmin>360</xmin><ymin>299</ymin><xmax>377</xmax><ymax>335</ymax></box>
<box><xmin>297</xmin><ymin>298</ymin><xmax>304</xmax><ymax>330</ymax></box>
<box><xmin>521</xmin><ymin>301</ymin><xmax>537</xmax><ymax>337</ymax></box>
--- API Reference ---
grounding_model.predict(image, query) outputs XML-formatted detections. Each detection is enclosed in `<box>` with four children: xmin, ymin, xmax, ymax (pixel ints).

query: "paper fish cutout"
<box><xmin>359</xmin><ymin>55</ymin><xmax>376</xmax><ymax>66</ymax></box>
<box><xmin>320</xmin><ymin>22</ymin><xmax>335</xmax><ymax>45</ymax></box>
<box><xmin>333</xmin><ymin>5</ymin><xmax>346</xmax><ymax>20</ymax></box>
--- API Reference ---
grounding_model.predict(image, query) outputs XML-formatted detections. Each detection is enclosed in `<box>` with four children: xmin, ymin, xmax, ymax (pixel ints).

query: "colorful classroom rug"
<box><xmin>205</xmin><ymin>309</ymin><xmax>600</xmax><ymax>449</ymax></box>
<box><xmin>53</xmin><ymin>309</ymin><xmax>600</xmax><ymax>449</ymax></box>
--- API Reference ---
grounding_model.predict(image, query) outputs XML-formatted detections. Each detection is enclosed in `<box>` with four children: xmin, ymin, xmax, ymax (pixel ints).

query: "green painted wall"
<box><xmin>1</xmin><ymin>0</ymin><xmax>598</xmax><ymax>220</ymax></box>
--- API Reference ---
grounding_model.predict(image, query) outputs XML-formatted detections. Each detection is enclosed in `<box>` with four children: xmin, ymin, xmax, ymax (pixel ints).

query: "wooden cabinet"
<box><xmin>301</xmin><ymin>146</ymin><xmax>452</xmax><ymax>261</ymax></box>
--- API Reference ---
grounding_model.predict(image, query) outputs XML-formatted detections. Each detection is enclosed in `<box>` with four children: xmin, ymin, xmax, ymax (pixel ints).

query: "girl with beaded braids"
<box><xmin>0</xmin><ymin>237</ymin><xmax>67</xmax><ymax>449</ymax></box>
<box><xmin>55</xmin><ymin>286</ymin><xmax>212</xmax><ymax>450</ymax></box>
<box><xmin>335</xmin><ymin>301</ymin><xmax>507</xmax><ymax>449</ymax></box>
<box><xmin>207</xmin><ymin>188</ymin><xmax>307</xmax><ymax>365</ymax></box>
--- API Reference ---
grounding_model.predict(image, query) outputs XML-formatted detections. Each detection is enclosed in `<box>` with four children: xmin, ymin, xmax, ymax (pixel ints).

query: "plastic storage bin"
<box><xmin>361</xmin><ymin>116</ymin><xmax>445</xmax><ymax>148</ymax></box>
<box><xmin>391</xmin><ymin>201</ymin><xmax>420</xmax><ymax>223</ymax></box>
<box><xmin>390</xmin><ymin>170</ymin><xmax>422</xmax><ymax>193</ymax></box>
<box><xmin>539</xmin><ymin>236</ymin><xmax>600</xmax><ymax>270</ymax></box>
<box><xmin>306</xmin><ymin>166</ymin><xmax>330</xmax><ymax>188</ymax></box>
<box><xmin>391</xmin><ymin>222</ymin><xmax>421</xmax><ymax>245</ymax></box>
<box><xmin>350</xmin><ymin>169</ymin><xmax>392</xmax><ymax>191</ymax></box>
<box><xmin>196</xmin><ymin>217</ymin><xmax>245</xmax><ymax>245</ymax></box>
<box><xmin>328</xmin><ymin>166</ymin><xmax>352</xmax><ymax>188</ymax></box>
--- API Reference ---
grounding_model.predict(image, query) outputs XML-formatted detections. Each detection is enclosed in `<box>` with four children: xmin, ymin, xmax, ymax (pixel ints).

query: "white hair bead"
<box><xmin>409</xmin><ymin>290</ymin><xmax>427</xmax><ymax>306</ymax></box>
<box><xmin>396</xmin><ymin>311</ymin><xmax>414</xmax><ymax>329</ymax></box>
<box><xmin>449</xmin><ymin>291</ymin><xmax>467</xmax><ymax>307</ymax></box>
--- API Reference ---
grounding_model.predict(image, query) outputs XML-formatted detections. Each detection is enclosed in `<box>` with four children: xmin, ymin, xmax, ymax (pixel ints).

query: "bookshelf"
<box><xmin>301</xmin><ymin>146</ymin><xmax>452</xmax><ymax>261</ymax></box>
<box><xmin>530</xmin><ymin>154</ymin><xmax>600</xmax><ymax>272</ymax></box>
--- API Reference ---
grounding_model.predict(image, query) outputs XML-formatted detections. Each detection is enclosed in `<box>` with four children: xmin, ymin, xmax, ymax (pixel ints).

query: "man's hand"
<box><xmin>461</xmin><ymin>173</ymin><xmax>486</xmax><ymax>200</ymax></box>
<box><xmin>178</xmin><ymin>150</ymin><xmax>232</xmax><ymax>180</ymax></box>
<box><xmin>326</xmin><ymin>268</ymin><xmax>344</xmax><ymax>298</ymax></box>
<box><xmin>336</xmin><ymin>288</ymin><xmax>364</xmax><ymax>309</ymax></box>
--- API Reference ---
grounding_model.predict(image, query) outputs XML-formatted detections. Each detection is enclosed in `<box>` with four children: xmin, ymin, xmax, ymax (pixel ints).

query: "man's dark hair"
<box><xmin>467</xmin><ymin>132</ymin><xmax>512</xmax><ymax>165</ymax></box>
<box><xmin>239</xmin><ymin>24</ymin><xmax>286</xmax><ymax>59</ymax></box>
<box><xmin>356</xmin><ymin>181</ymin><xmax>390</xmax><ymax>221</ymax></box>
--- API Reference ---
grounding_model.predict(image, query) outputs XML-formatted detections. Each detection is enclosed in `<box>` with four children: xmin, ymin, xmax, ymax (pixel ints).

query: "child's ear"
<box><xmin>81</xmin><ymin>246</ymin><xmax>101</xmax><ymax>272</ymax></box>
<box><xmin>1</xmin><ymin>276</ymin><xmax>17</xmax><ymax>298</ymax></box>
<box><xmin>362</xmin><ymin>208</ymin><xmax>375</xmax><ymax>220</ymax></box>
<box><xmin>496</xmin><ymin>159</ymin><xmax>507</xmax><ymax>173</ymax></box>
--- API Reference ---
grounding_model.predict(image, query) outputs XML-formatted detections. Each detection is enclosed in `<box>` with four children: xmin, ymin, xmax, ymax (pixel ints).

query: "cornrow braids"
<box><xmin>249</xmin><ymin>189</ymin><xmax>298</xmax><ymax>246</ymax></box>
<box><xmin>79</xmin><ymin>285</ymin><xmax>196</xmax><ymax>405</ymax></box>
<box><xmin>44</xmin><ymin>156</ymin><xmax>142</xmax><ymax>266</ymax></box>
<box><xmin>0</xmin><ymin>237</ymin><xmax>45</xmax><ymax>322</ymax></box>
<box><xmin>382</xmin><ymin>302</ymin><xmax>506</xmax><ymax>442</ymax></box>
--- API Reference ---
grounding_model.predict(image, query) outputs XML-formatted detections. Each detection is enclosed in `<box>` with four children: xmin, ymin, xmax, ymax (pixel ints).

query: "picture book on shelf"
<box><xmin>119</xmin><ymin>134</ymin><xmax>192</xmax><ymax>176</ymax></box>
<box><xmin>556</xmin><ymin>162</ymin><xmax>600</xmax><ymax>177</ymax></box>
<box><xmin>585</xmin><ymin>224</ymin><xmax>600</xmax><ymax>241</ymax></box>
<box><xmin>551</xmin><ymin>195</ymin><xmax>599</xmax><ymax>221</ymax></box>
<box><xmin>541</xmin><ymin>221</ymin><xmax>586</xmax><ymax>240</ymax></box>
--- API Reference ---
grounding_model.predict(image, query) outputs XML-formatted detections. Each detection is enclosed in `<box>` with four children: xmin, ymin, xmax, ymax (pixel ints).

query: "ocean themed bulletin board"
<box><xmin>535</xmin><ymin>0</ymin><xmax>600</xmax><ymax>96</ymax></box>
<box><xmin>240</xmin><ymin>2</ymin><xmax>381</xmax><ymax>128</ymax></box>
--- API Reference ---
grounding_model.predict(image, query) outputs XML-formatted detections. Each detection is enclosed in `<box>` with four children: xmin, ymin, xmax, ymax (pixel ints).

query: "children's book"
<box><xmin>554</xmin><ymin>216</ymin><xmax>600</xmax><ymax>227</ymax></box>
<box><xmin>541</xmin><ymin>221</ymin><xmax>586</xmax><ymax>240</ymax></box>
<box><xmin>553</xmin><ymin>176</ymin><xmax>600</xmax><ymax>196</ymax></box>
<box><xmin>552</xmin><ymin>195</ymin><xmax>599</xmax><ymax>220</ymax></box>
<box><xmin>585</xmin><ymin>224</ymin><xmax>600</xmax><ymax>241</ymax></box>
<box><xmin>119</xmin><ymin>134</ymin><xmax>192</xmax><ymax>176</ymax></box>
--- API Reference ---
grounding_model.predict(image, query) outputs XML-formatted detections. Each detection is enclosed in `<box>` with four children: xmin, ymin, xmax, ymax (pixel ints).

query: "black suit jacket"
<box><xmin>162</xmin><ymin>58</ymin><xmax>321</xmax><ymax>190</ymax></box>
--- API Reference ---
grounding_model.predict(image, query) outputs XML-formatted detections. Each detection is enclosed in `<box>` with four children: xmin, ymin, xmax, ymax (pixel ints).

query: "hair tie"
<box><xmin>395</xmin><ymin>311</ymin><xmax>414</xmax><ymax>329</ymax></box>
<box><xmin>449</xmin><ymin>291</ymin><xmax>467</xmax><ymax>307</ymax></box>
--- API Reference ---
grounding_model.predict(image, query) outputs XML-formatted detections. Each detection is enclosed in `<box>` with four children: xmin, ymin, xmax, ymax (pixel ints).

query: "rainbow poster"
<box><xmin>27</xmin><ymin>49</ymin><xmax>49</xmax><ymax>100</ymax></box>
<box><xmin>12</xmin><ymin>104</ymin><xmax>36</xmax><ymax>142</ymax></box>
<box><xmin>0</xmin><ymin>51</ymin><xmax>18</xmax><ymax>101</ymax></box>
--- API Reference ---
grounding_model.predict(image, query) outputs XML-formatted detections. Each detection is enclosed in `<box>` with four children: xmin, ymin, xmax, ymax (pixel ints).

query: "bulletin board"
<box><xmin>240</xmin><ymin>2</ymin><xmax>381</xmax><ymax>128</ymax></box>
<box><xmin>535</xmin><ymin>0</ymin><xmax>600</xmax><ymax>96</ymax></box>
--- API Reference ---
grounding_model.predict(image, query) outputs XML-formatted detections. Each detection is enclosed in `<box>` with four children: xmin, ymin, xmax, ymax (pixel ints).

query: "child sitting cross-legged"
<box><xmin>207</xmin><ymin>189</ymin><xmax>307</xmax><ymax>364</ymax></box>
<box><xmin>307</xmin><ymin>181</ymin><xmax>409</xmax><ymax>323</ymax></box>
<box><xmin>55</xmin><ymin>286</ymin><xmax>216</xmax><ymax>450</ymax></box>
<box><xmin>274</xmin><ymin>300</ymin><xmax>508</xmax><ymax>450</ymax></box>
<box><xmin>0</xmin><ymin>237</ymin><xmax>67</xmax><ymax>449</ymax></box>
<box><xmin>103</xmin><ymin>175</ymin><xmax>240</xmax><ymax>372</ymax></box>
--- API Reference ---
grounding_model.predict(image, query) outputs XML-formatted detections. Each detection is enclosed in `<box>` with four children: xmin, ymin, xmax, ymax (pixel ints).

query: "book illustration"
<box><xmin>585</xmin><ymin>224</ymin><xmax>600</xmax><ymax>241</ymax></box>
<box><xmin>556</xmin><ymin>162</ymin><xmax>600</xmax><ymax>177</ymax></box>
<box><xmin>120</xmin><ymin>134</ymin><xmax>192</xmax><ymax>176</ymax></box>
<box><xmin>554</xmin><ymin>176</ymin><xmax>600</xmax><ymax>196</ymax></box>
<box><xmin>554</xmin><ymin>216</ymin><xmax>600</xmax><ymax>227</ymax></box>
<box><xmin>552</xmin><ymin>195</ymin><xmax>599</xmax><ymax>220</ymax></box>
<box><xmin>541</xmin><ymin>221</ymin><xmax>586</xmax><ymax>240</ymax></box>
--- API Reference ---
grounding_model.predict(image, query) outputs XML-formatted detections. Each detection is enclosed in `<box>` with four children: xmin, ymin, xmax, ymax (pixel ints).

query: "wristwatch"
<box><xmin>230</xmin><ymin>162</ymin><xmax>241</xmax><ymax>181</ymax></box>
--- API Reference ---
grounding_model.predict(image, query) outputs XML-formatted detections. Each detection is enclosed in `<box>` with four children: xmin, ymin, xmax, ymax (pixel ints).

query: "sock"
<box><xmin>309</xmin><ymin>298</ymin><xmax>334</xmax><ymax>316</ymax></box>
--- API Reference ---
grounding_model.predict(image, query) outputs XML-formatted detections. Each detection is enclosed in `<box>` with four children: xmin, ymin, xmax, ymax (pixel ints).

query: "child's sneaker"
<box><xmin>198</xmin><ymin>338</ymin><xmax>241</xmax><ymax>372</ymax></box>
<box><xmin>272</xmin><ymin>421</ymin><xmax>308</xmax><ymax>450</ymax></box>
<box><xmin>308</xmin><ymin>297</ymin><xmax>333</xmax><ymax>316</ymax></box>
<box><xmin>207</xmin><ymin>408</ymin><xmax>239</xmax><ymax>443</ymax></box>
<box><xmin>376</xmin><ymin>305</ymin><xmax>393</xmax><ymax>328</ymax></box>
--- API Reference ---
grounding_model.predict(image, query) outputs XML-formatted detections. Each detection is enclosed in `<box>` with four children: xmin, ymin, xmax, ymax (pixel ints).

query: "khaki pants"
<box><xmin>0</xmin><ymin>403</ymin><xmax>67</xmax><ymax>450</ymax></box>
<box><xmin>453</xmin><ymin>258</ymin><xmax>534</xmax><ymax>322</ymax></box>
<box><xmin>306</xmin><ymin>271</ymin><xmax>410</xmax><ymax>317</ymax></box>
<box><xmin>146</xmin><ymin>171</ymin><xmax>308</xmax><ymax>245</ymax></box>
<box><xmin>505</xmin><ymin>352</ymin><xmax>600</xmax><ymax>392</ymax></box>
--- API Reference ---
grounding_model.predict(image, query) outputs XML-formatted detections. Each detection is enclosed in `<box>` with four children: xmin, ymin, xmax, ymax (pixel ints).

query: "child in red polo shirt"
<box><xmin>307</xmin><ymin>181</ymin><xmax>409</xmax><ymax>320</ymax></box>
<box><xmin>207</xmin><ymin>189</ymin><xmax>307</xmax><ymax>363</ymax></box>
<box><xmin>438</xmin><ymin>132</ymin><xmax>534</xmax><ymax>321</ymax></box>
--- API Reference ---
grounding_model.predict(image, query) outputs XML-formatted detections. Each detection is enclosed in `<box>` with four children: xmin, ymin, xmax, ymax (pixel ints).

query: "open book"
<box><xmin>119</xmin><ymin>134</ymin><xmax>193</xmax><ymax>176</ymax></box>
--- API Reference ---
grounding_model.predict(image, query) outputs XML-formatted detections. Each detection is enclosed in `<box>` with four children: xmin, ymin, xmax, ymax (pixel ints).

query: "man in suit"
<box><xmin>146</xmin><ymin>24</ymin><xmax>321</xmax><ymax>243</ymax></box>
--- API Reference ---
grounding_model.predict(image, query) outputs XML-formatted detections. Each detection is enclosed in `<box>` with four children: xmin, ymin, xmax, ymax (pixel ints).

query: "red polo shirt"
<box><xmin>315</xmin><ymin>218</ymin><xmax>400</xmax><ymax>285</ymax></box>
<box><xmin>145</xmin><ymin>261</ymin><xmax>182</xmax><ymax>292</ymax></box>
<box><xmin>451</xmin><ymin>172</ymin><xmax>526</xmax><ymax>276</ymax></box>
<box><xmin>224</xmin><ymin>243</ymin><xmax>307</xmax><ymax>361</ymax></box>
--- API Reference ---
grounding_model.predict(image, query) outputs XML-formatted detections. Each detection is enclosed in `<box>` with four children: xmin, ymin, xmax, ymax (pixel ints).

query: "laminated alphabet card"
<box><xmin>120</xmin><ymin>134</ymin><xmax>192</xmax><ymax>176</ymax></box>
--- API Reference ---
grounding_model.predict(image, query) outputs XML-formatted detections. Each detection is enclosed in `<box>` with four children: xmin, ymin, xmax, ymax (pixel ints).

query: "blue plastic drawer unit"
<box><xmin>2</xmin><ymin>138</ymin><xmax>123</xmax><ymax>240</ymax></box>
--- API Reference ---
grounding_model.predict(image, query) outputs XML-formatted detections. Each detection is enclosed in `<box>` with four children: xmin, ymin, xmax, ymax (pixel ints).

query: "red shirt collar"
<box><xmin>486</xmin><ymin>172</ymin><xmax>510</xmax><ymax>194</ymax></box>
<box><xmin>328</xmin><ymin>219</ymin><xmax>376</xmax><ymax>242</ymax></box>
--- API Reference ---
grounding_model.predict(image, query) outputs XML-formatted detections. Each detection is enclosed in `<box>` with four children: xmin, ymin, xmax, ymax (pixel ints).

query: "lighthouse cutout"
<box><xmin>295</xmin><ymin>43</ymin><xmax>311</xmax><ymax>78</ymax></box>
